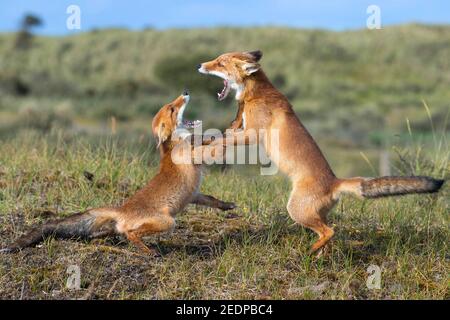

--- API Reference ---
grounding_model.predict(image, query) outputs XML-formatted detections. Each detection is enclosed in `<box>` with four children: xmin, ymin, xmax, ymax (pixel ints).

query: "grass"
<box><xmin>0</xmin><ymin>22</ymin><xmax>448</xmax><ymax>300</ymax></box>
<box><xmin>0</xmin><ymin>131</ymin><xmax>448</xmax><ymax>299</ymax></box>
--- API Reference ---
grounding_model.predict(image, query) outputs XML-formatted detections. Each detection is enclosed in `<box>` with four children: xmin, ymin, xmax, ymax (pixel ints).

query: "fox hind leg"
<box><xmin>287</xmin><ymin>189</ymin><xmax>335</xmax><ymax>254</ymax></box>
<box><xmin>308</xmin><ymin>220</ymin><xmax>334</xmax><ymax>254</ymax></box>
<box><xmin>124</xmin><ymin>215</ymin><xmax>175</xmax><ymax>255</ymax></box>
<box><xmin>126</xmin><ymin>231</ymin><xmax>158</xmax><ymax>255</ymax></box>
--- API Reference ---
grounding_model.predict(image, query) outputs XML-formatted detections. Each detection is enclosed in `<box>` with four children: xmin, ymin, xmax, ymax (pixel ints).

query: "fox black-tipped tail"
<box><xmin>335</xmin><ymin>176</ymin><xmax>444</xmax><ymax>199</ymax></box>
<box><xmin>1</xmin><ymin>210</ymin><xmax>118</xmax><ymax>253</ymax></box>
<box><xmin>361</xmin><ymin>176</ymin><xmax>444</xmax><ymax>198</ymax></box>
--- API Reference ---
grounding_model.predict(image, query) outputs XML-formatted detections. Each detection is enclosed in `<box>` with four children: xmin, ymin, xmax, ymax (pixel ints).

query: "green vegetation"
<box><xmin>0</xmin><ymin>24</ymin><xmax>449</xmax><ymax>299</ymax></box>
<box><xmin>0</xmin><ymin>24</ymin><xmax>449</xmax><ymax>145</ymax></box>
<box><xmin>0</xmin><ymin>131</ymin><xmax>447</xmax><ymax>299</ymax></box>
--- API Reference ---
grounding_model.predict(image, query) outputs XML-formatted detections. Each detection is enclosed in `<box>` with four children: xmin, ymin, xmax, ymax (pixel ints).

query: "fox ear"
<box><xmin>156</xmin><ymin>123</ymin><xmax>168</xmax><ymax>148</ymax></box>
<box><xmin>245</xmin><ymin>50</ymin><xmax>263</xmax><ymax>62</ymax></box>
<box><xmin>242</xmin><ymin>62</ymin><xmax>260</xmax><ymax>76</ymax></box>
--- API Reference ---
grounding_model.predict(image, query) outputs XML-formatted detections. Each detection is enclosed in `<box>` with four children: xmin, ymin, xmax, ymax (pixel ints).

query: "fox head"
<box><xmin>198</xmin><ymin>50</ymin><xmax>263</xmax><ymax>101</ymax></box>
<box><xmin>151</xmin><ymin>91</ymin><xmax>200</xmax><ymax>150</ymax></box>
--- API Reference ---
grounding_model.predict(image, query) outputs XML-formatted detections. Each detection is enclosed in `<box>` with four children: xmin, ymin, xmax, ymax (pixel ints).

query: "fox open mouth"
<box><xmin>177</xmin><ymin>101</ymin><xmax>202</xmax><ymax>129</ymax></box>
<box><xmin>218</xmin><ymin>80</ymin><xmax>231</xmax><ymax>101</ymax></box>
<box><xmin>182</xmin><ymin>119</ymin><xmax>202</xmax><ymax>129</ymax></box>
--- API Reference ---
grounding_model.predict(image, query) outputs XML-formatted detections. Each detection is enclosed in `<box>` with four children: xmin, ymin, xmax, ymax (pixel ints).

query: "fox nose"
<box><xmin>197</xmin><ymin>64</ymin><xmax>202</xmax><ymax>70</ymax></box>
<box><xmin>183</xmin><ymin>89</ymin><xmax>189</xmax><ymax>96</ymax></box>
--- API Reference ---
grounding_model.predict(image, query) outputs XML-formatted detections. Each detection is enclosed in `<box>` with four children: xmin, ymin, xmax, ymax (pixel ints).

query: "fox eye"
<box><xmin>217</xmin><ymin>61</ymin><xmax>224</xmax><ymax>67</ymax></box>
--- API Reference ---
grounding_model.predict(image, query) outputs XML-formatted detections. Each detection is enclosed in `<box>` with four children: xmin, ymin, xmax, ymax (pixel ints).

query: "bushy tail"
<box><xmin>334</xmin><ymin>176</ymin><xmax>445</xmax><ymax>199</ymax></box>
<box><xmin>1</xmin><ymin>209</ymin><xmax>118</xmax><ymax>253</ymax></box>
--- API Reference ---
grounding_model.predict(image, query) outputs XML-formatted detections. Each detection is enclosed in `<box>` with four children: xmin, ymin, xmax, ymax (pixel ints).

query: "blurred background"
<box><xmin>0</xmin><ymin>0</ymin><xmax>449</xmax><ymax>177</ymax></box>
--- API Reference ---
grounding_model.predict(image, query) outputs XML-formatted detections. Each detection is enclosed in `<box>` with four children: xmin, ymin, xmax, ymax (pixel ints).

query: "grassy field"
<box><xmin>0</xmin><ymin>131</ymin><xmax>448</xmax><ymax>299</ymax></box>
<box><xmin>1</xmin><ymin>24</ymin><xmax>450</xmax><ymax>146</ymax></box>
<box><xmin>0</xmin><ymin>23</ymin><xmax>448</xmax><ymax>300</ymax></box>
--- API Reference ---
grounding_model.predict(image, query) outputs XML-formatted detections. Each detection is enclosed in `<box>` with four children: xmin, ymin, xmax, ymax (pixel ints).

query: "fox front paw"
<box><xmin>229</xmin><ymin>120</ymin><xmax>242</xmax><ymax>131</ymax></box>
<box><xmin>220</xmin><ymin>202</ymin><xmax>237</xmax><ymax>211</ymax></box>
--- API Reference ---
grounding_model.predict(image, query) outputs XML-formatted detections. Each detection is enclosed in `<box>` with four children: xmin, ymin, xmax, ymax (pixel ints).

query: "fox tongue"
<box><xmin>217</xmin><ymin>80</ymin><xmax>229</xmax><ymax>101</ymax></box>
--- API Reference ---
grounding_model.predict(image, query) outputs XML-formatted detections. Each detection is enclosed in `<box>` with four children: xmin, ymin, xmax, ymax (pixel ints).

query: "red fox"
<box><xmin>1</xmin><ymin>92</ymin><xmax>235</xmax><ymax>255</ymax></box>
<box><xmin>198</xmin><ymin>50</ymin><xmax>445</xmax><ymax>253</ymax></box>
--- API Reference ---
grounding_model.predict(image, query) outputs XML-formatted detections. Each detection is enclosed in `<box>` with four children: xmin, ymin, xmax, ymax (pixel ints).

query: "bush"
<box><xmin>15</xmin><ymin>103</ymin><xmax>72</xmax><ymax>132</ymax></box>
<box><xmin>154</xmin><ymin>53</ymin><xmax>220</xmax><ymax>94</ymax></box>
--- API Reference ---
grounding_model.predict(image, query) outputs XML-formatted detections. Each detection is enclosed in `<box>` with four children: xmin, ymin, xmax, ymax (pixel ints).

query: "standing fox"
<box><xmin>1</xmin><ymin>92</ymin><xmax>235</xmax><ymax>255</ymax></box>
<box><xmin>198</xmin><ymin>50</ymin><xmax>445</xmax><ymax>253</ymax></box>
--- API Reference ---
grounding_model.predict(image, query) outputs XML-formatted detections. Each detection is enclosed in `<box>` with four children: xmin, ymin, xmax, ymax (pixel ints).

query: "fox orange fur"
<box><xmin>198</xmin><ymin>50</ymin><xmax>444</xmax><ymax>253</ymax></box>
<box><xmin>1</xmin><ymin>92</ymin><xmax>235</xmax><ymax>255</ymax></box>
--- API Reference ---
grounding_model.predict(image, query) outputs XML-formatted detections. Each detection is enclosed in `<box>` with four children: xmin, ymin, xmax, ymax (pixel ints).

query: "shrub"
<box><xmin>154</xmin><ymin>53</ymin><xmax>220</xmax><ymax>94</ymax></box>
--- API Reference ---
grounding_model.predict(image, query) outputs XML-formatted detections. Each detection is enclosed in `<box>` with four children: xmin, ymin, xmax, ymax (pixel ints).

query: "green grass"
<box><xmin>0</xmin><ymin>131</ymin><xmax>448</xmax><ymax>299</ymax></box>
<box><xmin>0</xmin><ymin>23</ymin><xmax>448</xmax><ymax>300</ymax></box>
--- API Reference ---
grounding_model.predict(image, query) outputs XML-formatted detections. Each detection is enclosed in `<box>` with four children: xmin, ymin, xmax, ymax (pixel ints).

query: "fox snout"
<box><xmin>171</xmin><ymin>92</ymin><xmax>190</xmax><ymax>107</ymax></box>
<box><xmin>197</xmin><ymin>63</ymin><xmax>208</xmax><ymax>74</ymax></box>
<box><xmin>197</xmin><ymin>61</ymin><xmax>217</xmax><ymax>75</ymax></box>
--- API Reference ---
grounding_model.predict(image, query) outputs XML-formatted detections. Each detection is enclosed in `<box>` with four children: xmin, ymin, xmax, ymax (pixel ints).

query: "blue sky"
<box><xmin>0</xmin><ymin>0</ymin><xmax>448</xmax><ymax>35</ymax></box>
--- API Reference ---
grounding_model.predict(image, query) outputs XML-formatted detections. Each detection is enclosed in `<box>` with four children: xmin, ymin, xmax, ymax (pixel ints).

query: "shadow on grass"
<box><xmin>333</xmin><ymin>223</ymin><xmax>448</xmax><ymax>263</ymax></box>
<box><xmin>154</xmin><ymin>217</ymin><xmax>448</xmax><ymax>261</ymax></box>
<box><xmin>1</xmin><ymin>210</ymin><xmax>447</xmax><ymax>262</ymax></box>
